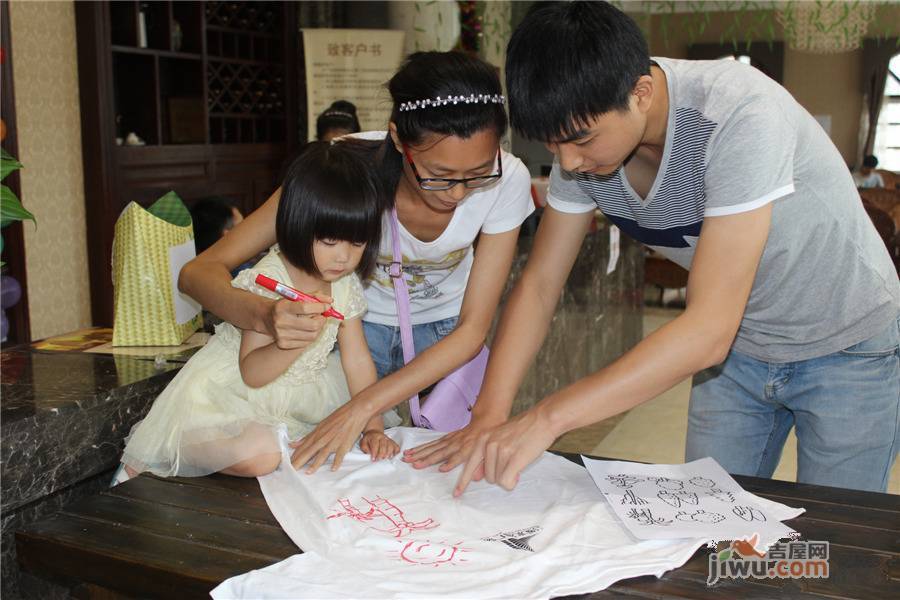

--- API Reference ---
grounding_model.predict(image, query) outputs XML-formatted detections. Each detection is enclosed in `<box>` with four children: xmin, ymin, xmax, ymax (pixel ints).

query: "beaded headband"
<box><xmin>321</xmin><ymin>110</ymin><xmax>356</xmax><ymax>120</ymax></box>
<box><xmin>399</xmin><ymin>94</ymin><xmax>505</xmax><ymax>112</ymax></box>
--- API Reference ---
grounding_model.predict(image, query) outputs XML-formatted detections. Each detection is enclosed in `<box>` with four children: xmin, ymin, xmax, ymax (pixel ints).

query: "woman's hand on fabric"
<box><xmin>265</xmin><ymin>295</ymin><xmax>333</xmax><ymax>350</ymax></box>
<box><xmin>401</xmin><ymin>413</ymin><xmax>507</xmax><ymax>473</ymax></box>
<box><xmin>453</xmin><ymin>407</ymin><xmax>558</xmax><ymax>496</ymax></box>
<box><xmin>360</xmin><ymin>430</ymin><xmax>400</xmax><ymax>461</ymax></box>
<box><xmin>288</xmin><ymin>399</ymin><xmax>372</xmax><ymax>473</ymax></box>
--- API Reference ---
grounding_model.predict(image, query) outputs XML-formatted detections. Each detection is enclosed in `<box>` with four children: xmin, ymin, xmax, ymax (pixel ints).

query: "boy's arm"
<box><xmin>239</xmin><ymin>328</ymin><xmax>308</xmax><ymax>388</ymax></box>
<box><xmin>472</xmin><ymin>209</ymin><xmax>593</xmax><ymax>419</ymax></box>
<box><xmin>403</xmin><ymin>209</ymin><xmax>593</xmax><ymax>470</ymax></box>
<box><xmin>455</xmin><ymin>203</ymin><xmax>772</xmax><ymax>495</ymax></box>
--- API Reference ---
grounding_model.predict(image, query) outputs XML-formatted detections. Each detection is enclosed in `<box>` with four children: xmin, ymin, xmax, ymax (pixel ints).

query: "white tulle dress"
<box><xmin>122</xmin><ymin>248</ymin><xmax>396</xmax><ymax>477</ymax></box>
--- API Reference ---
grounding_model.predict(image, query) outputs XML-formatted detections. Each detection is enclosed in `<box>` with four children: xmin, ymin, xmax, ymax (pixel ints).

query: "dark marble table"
<box><xmin>1</xmin><ymin>345</ymin><xmax>197</xmax><ymax>599</ymax></box>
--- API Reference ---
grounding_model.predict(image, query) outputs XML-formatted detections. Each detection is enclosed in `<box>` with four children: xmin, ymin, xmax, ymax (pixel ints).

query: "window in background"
<box><xmin>873</xmin><ymin>53</ymin><xmax>900</xmax><ymax>171</ymax></box>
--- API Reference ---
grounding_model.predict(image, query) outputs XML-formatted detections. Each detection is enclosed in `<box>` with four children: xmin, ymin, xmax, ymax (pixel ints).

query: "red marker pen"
<box><xmin>255</xmin><ymin>274</ymin><xmax>344</xmax><ymax>320</ymax></box>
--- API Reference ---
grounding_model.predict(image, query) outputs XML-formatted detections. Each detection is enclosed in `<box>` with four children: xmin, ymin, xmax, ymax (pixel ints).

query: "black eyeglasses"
<box><xmin>403</xmin><ymin>147</ymin><xmax>502</xmax><ymax>191</ymax></box>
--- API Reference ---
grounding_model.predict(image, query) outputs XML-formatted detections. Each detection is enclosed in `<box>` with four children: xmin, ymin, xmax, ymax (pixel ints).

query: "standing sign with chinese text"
<box><xmin>302</xmin><ymin>29</ymin><xmax>405</xmax><ymax>141</ymax></box>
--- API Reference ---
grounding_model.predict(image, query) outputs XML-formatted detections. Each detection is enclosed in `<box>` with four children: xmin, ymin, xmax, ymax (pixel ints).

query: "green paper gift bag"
<box><xmin>112</xmin><ymin>191</ymin><xmax>202</xmax><ymax>346</ymax></box>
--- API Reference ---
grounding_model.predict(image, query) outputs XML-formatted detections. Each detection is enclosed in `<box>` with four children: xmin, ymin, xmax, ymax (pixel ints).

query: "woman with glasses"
<box><xmin>179</xmin><ymin>51</ymin><xmax>533</xmax><ymax>474</ymax></box>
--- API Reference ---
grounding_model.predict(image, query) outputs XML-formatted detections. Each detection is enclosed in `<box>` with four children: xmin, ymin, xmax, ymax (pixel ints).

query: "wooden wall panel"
<box><xmin>76</xmin><ymin>1</ymin><xmax>299</xmax><ymax>327</ymax></box>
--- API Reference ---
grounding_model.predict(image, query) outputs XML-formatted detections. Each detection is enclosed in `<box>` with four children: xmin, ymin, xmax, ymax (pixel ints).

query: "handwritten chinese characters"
<box><xmin>583</xmin><ymin>457</ymin><xmax>802</xmax><ymax>543</ymax></box>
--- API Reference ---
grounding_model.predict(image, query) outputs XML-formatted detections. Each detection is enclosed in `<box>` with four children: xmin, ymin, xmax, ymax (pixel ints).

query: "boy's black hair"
<box><xmin>377</xmin><ymin>51</ymin><xmax>508</xmax><ymax>198</ymax></box>
<box><xmin>506</xmin><ymin>1</ymin><xmax>651</xmax><ymax>142</ymax></box>
<box><xmin>862</xmin><ymin>155</ymin><xmax>879</xmax><ymax>169</ymax></box>
<box><xmin>316</xmin><ymin>100</ymin><xmax>361</xmax><ymax>140</ymax></box>
<box><xmin>190</xmin><ymin>197</ymin><xmax>237</xmax><ymax>254</ymax></box>
<box><xmin>276</xmin><ymin>141</ymin><xmax>383</xmax><ymax>279</ymax></box>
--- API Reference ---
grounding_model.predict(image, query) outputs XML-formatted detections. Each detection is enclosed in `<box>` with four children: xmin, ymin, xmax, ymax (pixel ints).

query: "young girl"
<box><xmin>116</xmin><ymin>142</ymin><xmax>400</xmax><ymax>483</ymax></box>
<box><xmin>179</xmin><ymin>51</ymin><xmax>534</xmax><ymax>475</ymax></box>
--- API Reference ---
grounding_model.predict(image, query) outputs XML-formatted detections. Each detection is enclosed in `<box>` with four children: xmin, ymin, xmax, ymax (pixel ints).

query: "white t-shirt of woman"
<box><xmin>353</xmin><ymin>132</ymin><xmax>534</xmax><ymax>327</ymax></box>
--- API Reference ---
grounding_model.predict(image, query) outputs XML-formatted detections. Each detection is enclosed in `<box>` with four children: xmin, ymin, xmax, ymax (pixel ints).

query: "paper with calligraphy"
<box><xmin>582</xmin><ymin>456</ymin><xmax>803</xmax><ymax>543</ymax></box>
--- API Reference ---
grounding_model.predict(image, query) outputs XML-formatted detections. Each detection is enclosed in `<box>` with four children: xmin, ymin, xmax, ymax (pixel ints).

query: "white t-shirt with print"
<box><xmin>352</xmin><ymin>132</ymin><xmax>534</xmax><ymax>327</ymax></box>
<box><xmin>212</xmin><ymin>428</ymin><xmax>715</xmax><ymax>599</ymax></box>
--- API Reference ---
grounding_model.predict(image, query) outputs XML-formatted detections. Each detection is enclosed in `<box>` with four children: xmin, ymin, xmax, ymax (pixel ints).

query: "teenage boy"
<box><xmin>452</xmin><ymin>1</ymin><xmax>899</xmax><ymax>495</ymax></box>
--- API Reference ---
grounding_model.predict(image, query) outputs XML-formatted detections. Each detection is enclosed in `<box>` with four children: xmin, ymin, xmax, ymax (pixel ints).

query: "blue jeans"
<box><xmin>686</xmin><ymin>317</ymin><xmax>900</xmax><ymax>492</ymax></box>
<box><xmin>363</xmin><ymin>317</ymin><xmax>459</xmax><ymax>380</ymax></box>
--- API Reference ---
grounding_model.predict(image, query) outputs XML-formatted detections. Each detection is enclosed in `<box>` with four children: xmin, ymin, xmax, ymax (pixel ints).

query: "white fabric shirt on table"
<box><xmin>213</xmin><ymin>428</ymin><xmax>713</xmax><ymax>599</ymax></box>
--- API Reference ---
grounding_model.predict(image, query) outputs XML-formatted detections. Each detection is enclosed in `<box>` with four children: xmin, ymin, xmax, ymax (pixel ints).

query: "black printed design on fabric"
<box><xmin>482</xmin><ymin>526</ymin><xmax>543</xmax><ymax>552</ymax></box>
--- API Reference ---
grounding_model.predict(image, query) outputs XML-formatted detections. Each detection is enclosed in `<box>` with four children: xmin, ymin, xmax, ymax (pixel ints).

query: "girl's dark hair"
<box><xmin>506</xmin><ymin>1</ymin><xmax>651</xmax><ymax>141</ymax></box>
<box><xmin>276</xmin><ymin>141</ymin><xmax>383</xmax><ymax>279</ymax></box>
<box><xmin>377</xmin><ymin>51</ymin><xmax>508</xmax><ymax>200</ymax></box>
<box><xmin>315</xmin><ymin>100</ymin><xmax>361</xmax><ymax>140</ymax></box>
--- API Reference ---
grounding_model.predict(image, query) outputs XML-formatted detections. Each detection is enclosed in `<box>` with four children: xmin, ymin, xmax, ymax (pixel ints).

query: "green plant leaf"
<box><xmin>1</xmin><ymin>149</ymin><xmax>23</xmax><ymax>182</ymax></box>
<box><xmin>682</xmin><ymin>15</ymin><xmax>695</xmax><ymax>45</ymax></box>
<box><xmin>1</xmin><ymin>185</ymin><xmax>35</xmax><ymax>227</ymax></box>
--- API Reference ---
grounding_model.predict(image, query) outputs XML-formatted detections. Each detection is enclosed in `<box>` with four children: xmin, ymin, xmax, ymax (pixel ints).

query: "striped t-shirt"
<box><xmin>548</xmin><ymin>57</ymin><xmax>898</xmax><ymax>362</ymax></box>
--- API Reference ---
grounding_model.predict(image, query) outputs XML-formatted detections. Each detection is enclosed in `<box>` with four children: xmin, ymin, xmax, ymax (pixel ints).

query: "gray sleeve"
<box><xmin>546</xmin><ymin>159</ymin><xmax>596</xmax><ymax>214</ymax></box>
<box><xmin>704</xmin><ymin>97</ymin><xmax>796</xmax><ymax>217</ymax></box>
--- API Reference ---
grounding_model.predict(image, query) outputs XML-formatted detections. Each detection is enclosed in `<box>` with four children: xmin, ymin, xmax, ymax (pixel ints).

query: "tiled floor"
<box><xmin>551</xmin><ymin>307</ymin><xmax>900</xmax><ymax>495</ymax></box>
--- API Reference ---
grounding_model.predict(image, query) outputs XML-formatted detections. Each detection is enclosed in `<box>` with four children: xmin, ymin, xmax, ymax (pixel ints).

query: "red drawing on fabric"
<box><xmin>393</xmin><ymin>539</ymin><xmax>471</xmax><ymax>567</ymax></box>
<box><xmin>327</xmin><ymin>496</ymin><xmax>438</xmax><ymax>538</ymax></box>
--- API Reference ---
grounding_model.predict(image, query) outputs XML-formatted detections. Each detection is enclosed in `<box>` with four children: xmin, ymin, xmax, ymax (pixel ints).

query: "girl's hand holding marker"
<box><xmin>256</xmin><ymin>274</ymin><xmax>344</xmax><ymax>320</ymax></box>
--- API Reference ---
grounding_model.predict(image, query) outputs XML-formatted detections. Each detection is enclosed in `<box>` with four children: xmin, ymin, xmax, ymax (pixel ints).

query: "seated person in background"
<box><xmin>190</xmin><ymin>197</ymin><xmax>244</xmax><ymax>255</ymax></box>
<box><xmin>190</xmin><ymin>198</ymin><xmax>252</xmax><ymax>330</ymax></box>
<box><xmin>854</xmin><ymin>155</ymin><xmax>886</xmax><ymax>189</ymax></box>
<box><xmin>316</xmin><ymin>100</ymin><xmax>361</xmax><ymax>141</ymax></box>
